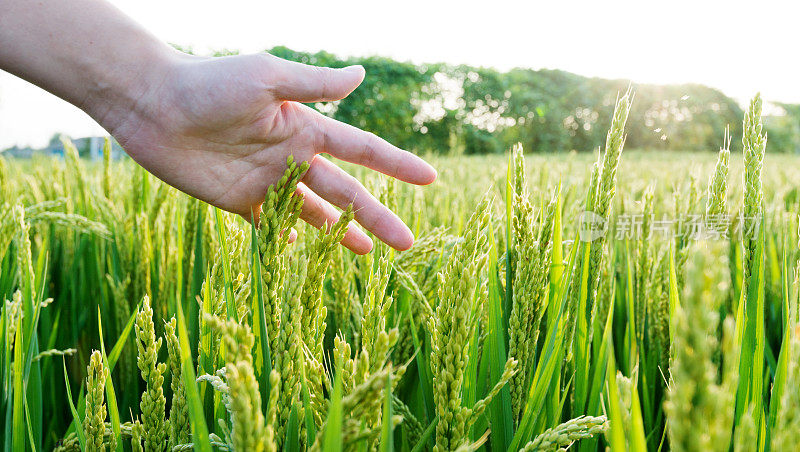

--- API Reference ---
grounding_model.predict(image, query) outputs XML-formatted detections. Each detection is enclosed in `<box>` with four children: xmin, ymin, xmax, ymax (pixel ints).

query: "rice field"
<box><xmin>1</xmin><ymin>91</ymin><xmax>799</xmax><ymax>451</ymax></box>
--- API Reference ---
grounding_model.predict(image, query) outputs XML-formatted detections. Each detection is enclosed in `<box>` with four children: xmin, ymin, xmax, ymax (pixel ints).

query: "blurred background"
<box><xmin>1</xmin><ymin>0</ymin><xmax>798</xmax><ymax>156</ymax></box>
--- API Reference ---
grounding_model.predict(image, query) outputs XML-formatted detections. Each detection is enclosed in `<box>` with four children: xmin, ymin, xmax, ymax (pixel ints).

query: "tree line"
<box><xmin>225</xmin><ymin>46</ymin><xmax>800</xmax><ymax>155</ymax></box>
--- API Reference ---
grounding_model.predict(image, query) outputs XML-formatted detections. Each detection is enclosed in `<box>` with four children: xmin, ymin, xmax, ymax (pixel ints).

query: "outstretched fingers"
<box><xmin>315</xmin><ymin>113</ymin><xmax>437</xmax><ymax>186</ymax></box>
<box><xmin>303</xmin><ymin>155</ymin><xmax>414</xmax><ymax>251</ymax></box>
<box><xmin>296</xmin><ymin>183</ymin><xmax>373</xmax><ymax>255</ymax></box>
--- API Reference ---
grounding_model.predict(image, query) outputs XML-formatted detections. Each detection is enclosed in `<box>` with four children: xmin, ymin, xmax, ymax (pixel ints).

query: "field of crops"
<box><xmin>1</xmin><ymin>91</ymin><xmax>799</xmax><ymax>451</ymax></box>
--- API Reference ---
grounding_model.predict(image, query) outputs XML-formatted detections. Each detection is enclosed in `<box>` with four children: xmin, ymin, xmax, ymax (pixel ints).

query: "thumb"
<box><xmin>271</xmin><ymin>58</ymin><xmax>365</xmax><ymax>103</ymax></box>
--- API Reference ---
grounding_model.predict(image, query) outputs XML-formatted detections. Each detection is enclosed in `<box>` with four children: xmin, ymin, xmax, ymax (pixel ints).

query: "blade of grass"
<box><xmin>667</xmin><ymin>244</ymin><xmax>680</xmax><ymax>343</ymax></box>
<box><xmin>604</xmin><ymin>344</ymin><xmax>626</xmax><ymax>451</ymax></box>
<box><xmin>12</xmin><ymin>320</ymin><xmax>24</xmax><ymax>452</ymax></box>
<box><xmin>508</xmin><ymin>228</ymin><xmax>578</xmax><ymax>451</ymax></box>
<box><xmin>299</xmin><ymin>360</ymin><xmax>317</xmax><ymax>445</ymax></box>
<box><xmin>486</xmin><ymin>224</ymin><xmax>513</xmax><ymax>451</ymax></box>
<box><xmin>380</xmin><ymin>372</ymin><xmax>394</xmax><ymax>452</ymax></box>
<box><xmin>250</xmin><ymin>219</ymin><xmax>272</xmax><ymax>411</ymax></box>
<box><xmin>629</xmin><ymin>373</ymin><xmax>647</xmax><ymax>450</ymax></box>
<box><xmin>322</xmin><ymin>358</ymin><xmax>344</xmax><ymax>452</ymax></box>
<box><xmin>735</xmin><ymin>216</ymin><xmax>765</xmax><ymax>429</ymax></box>
<box><xmin>405</xmin><ymin>300</ymin><xmax>433</xmax><ymax>426</ymax></box>
<box><xmin>107</xmin><ymin>299</ymin><xmax>140</xmax><ymax>373</ymax></box>
<box><xmin>97</xmin><ymin>308</ymin><xmax>122</xmax><ymax>452</ymax></box>
<box><xmin>176</xmin><ymin>301</ymin><xmax>212</xmax><ymax>452</ymax></box>
<box><xmin>213</xmin><ymin>208</ymin><xmax>236</xmax><ymax>321</ymax></box>
<box><xmin>410</xmin><ymin>416</ymin><xmax>438</xmax><ymax>452</ymax></box>
<box><xmin>285</xmin><ymin>403</ymin><xmax>301</xmax><ymax>452</ymax></box>
<box><xmin>61</xmin><ymin>357</ymin><xmax>85</xmax><ymax>450</ymax></box>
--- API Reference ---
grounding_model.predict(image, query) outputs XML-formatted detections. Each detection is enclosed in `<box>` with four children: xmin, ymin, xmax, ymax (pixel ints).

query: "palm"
<box><xmin>111</xmin><ymin>53</ymin><xmax>436</xmax><ymax>254</ymax></box>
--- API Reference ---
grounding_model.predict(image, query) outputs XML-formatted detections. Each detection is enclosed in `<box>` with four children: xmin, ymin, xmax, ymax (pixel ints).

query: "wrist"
<box><xmin>83</xmin><ymin>43</ymin><xmax>183</xmax><ymax>139</ymax></box>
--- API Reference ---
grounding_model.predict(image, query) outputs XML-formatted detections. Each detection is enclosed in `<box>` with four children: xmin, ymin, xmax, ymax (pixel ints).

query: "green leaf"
<box><xmin>735</xmin><ymin>215</ymin><xmax>766</xmax><ymax>432</ymax></box>
<box><xmin>573</xmin><ymin>238</ymin><xmax>592</xmax><ymax>415</ymax></box>
<box><xmin>322</xmin><ymin>353</ymin><xmax>344</xmax><ymax>452</ymax></box>
<box><xmin>176</xmin><ymin>302</ymin><xmax>212</xmax><ymax>452</ymax></box>
<box><xmin>604</xmin><ymin>345</ymin><xmax>626</xmax><ymax>451</ymax></box>
<box><xmin>213</xmin><ymin>208</ymin><xmax>236</xmax><ymax>321</ymax></box>
<box><xmin>97</xmin><ymin>308</ymin><xmax>123</xmax><ymax>452</ymax></box>
<box><xmin>299</xmin><ymin>361</ymin><xmax>317</xmax><ymax>445</ymax></box>
<box><xmin>12</xmin><ymin>319</ymin><xmax>24</xmax><ymax>452</ymax></box>
<box><xmin>285</xmin><ymin>403</ymin><xmax>302</xmax><ymax>452</ymax></box>
<box><xmin>107</xmin><ymin>299</ymin><xmax>140</xmax><ymax>374</ymax></box>
<box><xmin>62</xmin><ymin>358</ymin><xmax>86</xmax><ymax>451</ymax></box>
<box><xmin>508</xmin><ymin>228</ymin><xmax>578</xmax><ymax>451</ymax></box>
<box><xmin>379</xmin><ymin>372</ymin><xmax>394</xmax><ymax>452</ymax></box>
<box><xmin>629</xmin><ymin>373</ymin><xmax>647</xmax><ymax>450</ymax></box>
<box><xmin>486</xmin><ymin>224</ymin><xmax>513</xmax><ymax>451</ymax></box>
<box><xmin>767</xmin><ymin>232</ymin><xmax>792</xmax><ymax>446</ymax></box>
<box><xmin>410</xmin><ymin>416</ymin><xmax>438</xmax><ymax>452</ymax></box>
<box><xmin>250</xmin><ymin>219</ymin><xmax>272</xmax><ymax>411</ymax></box>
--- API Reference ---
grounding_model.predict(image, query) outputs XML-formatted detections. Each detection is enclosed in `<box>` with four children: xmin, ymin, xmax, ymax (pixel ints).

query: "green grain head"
<box><xmin>84</xmin><ymin>350</ymin><xmax>108</xmax><ymax>452</ymax></box>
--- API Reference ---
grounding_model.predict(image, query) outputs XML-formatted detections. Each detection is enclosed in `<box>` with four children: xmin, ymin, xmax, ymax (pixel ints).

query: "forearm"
<box><xmin>0</xmin><ymin>0</ymin><xmax>178</xmax><ymax>129</ymax></box>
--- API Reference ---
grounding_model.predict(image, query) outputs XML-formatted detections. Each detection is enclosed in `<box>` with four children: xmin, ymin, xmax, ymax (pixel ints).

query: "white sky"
<box><xmin>1</xmin><ymin>0</ymin><xmax>798</xmax><ymax>149</ymax></box>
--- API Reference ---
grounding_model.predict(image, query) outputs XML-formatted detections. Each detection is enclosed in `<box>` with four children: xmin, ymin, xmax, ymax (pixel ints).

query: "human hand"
<box><xmin>92</xmin><ymin>52</ymin><xmax>437</xmax><ymax>254</ymax></box>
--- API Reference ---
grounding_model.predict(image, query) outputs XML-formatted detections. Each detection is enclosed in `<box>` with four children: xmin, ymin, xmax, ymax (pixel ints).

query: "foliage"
<box><xmin>0</xmin><ymin>91</ymin><xmax>799</xmax><ymax>452</ymax></box>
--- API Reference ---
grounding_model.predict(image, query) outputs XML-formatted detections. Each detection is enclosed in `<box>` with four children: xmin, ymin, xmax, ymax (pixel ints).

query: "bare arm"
<box><xmin>0</xmin><ymin>0</ymin><xmax>437</xmax><ymax>254</ymax></box>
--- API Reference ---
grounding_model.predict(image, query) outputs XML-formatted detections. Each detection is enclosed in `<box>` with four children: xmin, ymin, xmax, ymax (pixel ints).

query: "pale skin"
<box><xmin>0</xmin><ymin>0</ymin><xmax>437</xmax><ymax>254</ymax></box>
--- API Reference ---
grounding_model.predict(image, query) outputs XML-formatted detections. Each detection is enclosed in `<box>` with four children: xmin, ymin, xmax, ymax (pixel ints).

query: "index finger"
<box><xmin>314</xmin><ymin>113</ymin><xmax>438</xmax><ymax>186</ymax></box>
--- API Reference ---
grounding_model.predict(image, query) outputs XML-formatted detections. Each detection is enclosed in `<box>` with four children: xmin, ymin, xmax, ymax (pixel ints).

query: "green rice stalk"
<box><xmin>429</xmin><ymin>194</ymin><xmax>492</xmax><ymax>451</ymax></box>
<box><xmin>54</xmin><ymin>422</ymin><xmax>141</xmax><ymax>452</ymax></box>
<box><xmin>84</xmin><ymin>351</ymin><xmax>108</xmax><ymax>452</ymax></box>
<box><xmin>665</xmin><ymin>253</ymin><xmax>735</xmax><ymax>452</ymax></box>
<box><xmin>519</xmin><ymin>415</ymin><xmax>607</xmax><ymax>451</ymax></box>
<box><xmin>271</xmin><ymin>256</ymin><xmax>306</xmax><ymax>448</ymax></box>
<box><xmin>301</xmin><ymin>204</ymin><xmax>354</xmax><ymax>424</ymax></box>
<box><xmin>27</xmin><ymin>211</ymin><xmax>110</xmax><ymax>238</ymax></box>
<box><xmin>329</xmin><ymin>245</ymin><xmax>356</xmax><ymax>341</ymax></box>
<box><xmin>466</xmin><ymin>357</ymin><xmax>517</xmax><ymax>426</ymax></box>
<box><xmin>587</xmin><ymin>87</ymin><xmax>633</xmax><ymax>330</ymax></box>
<box><xmin>204</xmin><ymin>314</ymin><xmax>266</xmax><ymax>451</ymax></box>
<box><xmin>258</xmin><ymin>156</ymin><xmax>308</xmax><ymax>355</ymax></box>
<box><xmin>360</xmin><ymin>254</ymin><xmax>396</xmax><ymax>373</ymax></box>
<box><xmin>508</xmin><ymin>149</ymin><xmax>557</xmax><ymax>420</ymax></box>
<box><xmin>164</xmin><ymin>317</ymin><xmax>190</xmax><ymax>448</ymax></box>
<box><xmin>225</xmin><ymin>359</ymin><xmax>266</xmax><ymax>452</ymax></box>
<box><xmin>636</xmin><ymin>185</ymin><xmax>654</xmax><ymax>343</ymax></box>
<box><xmin>706</xmin><ymin>126</ymin><xmax>731</xmax><ymax>218</ymax></box>
<box><xmin>4</xmin><ymin>290</ymin><xmax>23</xmax><ymax>354</ymax></box>
<box><xmin>14</xmin><ymin>205</ymin><xmax>35</xmax><ymax>301</ymax></box>
<box><xmin>61</xmin><ymin>137</ymin><xmax>91</xmax><ymax>215</ymax></box>
<box><xmin>309</xmin><ymin>366</ymin><xmax>394</xmax><ymax>451</ymax></box>
<box><xmin>131</xmin><ymin>421</ymin><xmax>144</xmax><ymax>452</ymax></box>
<box><xmin>393</xmin><ymin>395</ymin><xmax>424</xmax><ymax>446</ymax></box>
<box><xmin>265</xmin><ymin>370</ymin><xmax>280</xmax><ymax>452</ymax></box>
<box><xmin>565</xmin><ymin>157</ymin><xmax>600</xmax><ymax>352</ymax></box>
<box><xmin>134</xmin><ymin>295</ymin><xmax>168</xmax><ymax>451</ymax></box>
<box><xmin>741</xmin><ymin>94</ymin><xmax>767</xmax><ymax>303</ymax></box>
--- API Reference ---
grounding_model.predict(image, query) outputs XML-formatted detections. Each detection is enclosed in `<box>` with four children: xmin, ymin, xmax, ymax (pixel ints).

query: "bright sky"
<box><xmin>1</xmin><ymin>0</ymin><xmax>798</xmax><ymax>149</ymax></box>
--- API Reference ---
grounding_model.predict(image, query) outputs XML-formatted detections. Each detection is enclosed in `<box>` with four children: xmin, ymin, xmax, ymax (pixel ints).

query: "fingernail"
<box><xmin>341</xmin><ymin>65</ymin><xmax>365</xmax><ymax>74</ymax></box>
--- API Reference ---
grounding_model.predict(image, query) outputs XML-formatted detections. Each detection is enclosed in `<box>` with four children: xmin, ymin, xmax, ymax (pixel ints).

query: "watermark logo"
<box><xmin>575</xmin><ymin>212</ymin><xmax>763</xmax><ymax>242</ymax></box>
<box><xmin>578</xmin><ymin>211</ymin><xmax>607</xmax><ymax>242</ymax></box>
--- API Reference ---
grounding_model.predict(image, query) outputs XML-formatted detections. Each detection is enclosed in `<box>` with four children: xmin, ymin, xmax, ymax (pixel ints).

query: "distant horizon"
<box><xmin>0</xmin><ymin>48</ymin><xmax>790</xmax><ymax>151</ymax></box>
<box><xmin>1</xmin><ymin>0</ymin><xmax>797</xmax><ymax>148</ymax></box>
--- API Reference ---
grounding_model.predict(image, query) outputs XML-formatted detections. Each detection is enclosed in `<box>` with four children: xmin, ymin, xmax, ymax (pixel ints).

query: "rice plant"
<box><xmin>0</xmin><ymin>90</ymin><xmax>797</xmax><ymax>452</ymax></box>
